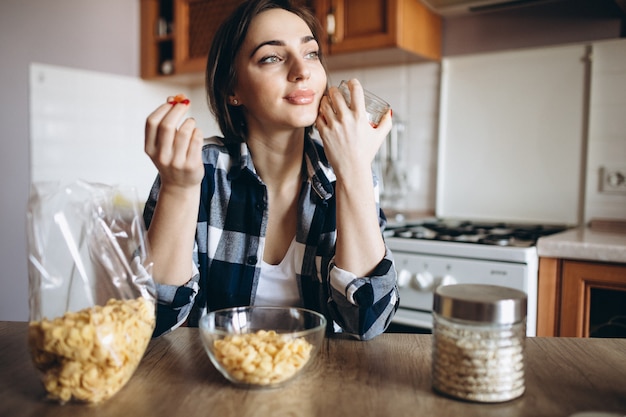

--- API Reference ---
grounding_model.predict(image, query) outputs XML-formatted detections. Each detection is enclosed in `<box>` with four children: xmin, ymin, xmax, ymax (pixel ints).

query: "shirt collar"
<box><xmin>227</xmin><ymin>134</ymin><xmax>336</xmax><ymax>201</ymax></box>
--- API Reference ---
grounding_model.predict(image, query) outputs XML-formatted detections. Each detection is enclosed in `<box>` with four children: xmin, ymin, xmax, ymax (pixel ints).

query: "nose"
<box><xmin>288</xmin><ymin>56</ymin><xmax>311</xmax><ymax>82</ymax></box>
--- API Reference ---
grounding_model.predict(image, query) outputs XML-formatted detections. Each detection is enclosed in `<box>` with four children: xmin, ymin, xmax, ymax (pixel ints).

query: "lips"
<box><xmin>284</xmin><ymin>89</ymin><xmax>315</xmax><ymax>105</ymax></box>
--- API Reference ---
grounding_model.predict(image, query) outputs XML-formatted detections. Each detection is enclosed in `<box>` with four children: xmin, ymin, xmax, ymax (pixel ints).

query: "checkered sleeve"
<box><xmin>142</xmin><ymin>176</ymin><xmax>201</xmax><ymax>337</ymax></box>
<box><xmin>327</xmin><ymin>245</ymin><xmax>399</xmax><ymax>340</ymax></box>
<box><xmin>152</xmin><ymin>263</ymin><xmax>200</xmax><ymax>337</ymax></box>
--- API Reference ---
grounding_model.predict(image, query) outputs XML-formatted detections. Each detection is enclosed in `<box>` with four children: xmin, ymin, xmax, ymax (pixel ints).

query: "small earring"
<box><xmin>233</xmin><ymin>99</ymin><xmax>239</xmax><ymax>105</ymax></box>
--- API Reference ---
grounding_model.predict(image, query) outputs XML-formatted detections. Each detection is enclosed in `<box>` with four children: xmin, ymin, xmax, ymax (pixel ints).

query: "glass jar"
<box><xmin>431</xmin><ymin>284</ymin><xmax>527</xmax><ymax>403</ymax></box>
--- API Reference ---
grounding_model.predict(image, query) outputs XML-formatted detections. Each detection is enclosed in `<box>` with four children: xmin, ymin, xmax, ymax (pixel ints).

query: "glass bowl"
<box><xmin>199</xmin><ymin>306</ymin><xmax>327</xmax><ymax>388</ymax></box>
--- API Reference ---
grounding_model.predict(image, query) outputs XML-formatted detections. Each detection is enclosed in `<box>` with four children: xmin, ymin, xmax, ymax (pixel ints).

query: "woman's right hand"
<box><xmin>144</xmin><ymin>95</ymin><xmax>203</xmax><ymax>286</ymax></box>
<box><xmin>145</xmin><ymin>95</ymin><xmax>204</xmax><ymax>191</ymax></box>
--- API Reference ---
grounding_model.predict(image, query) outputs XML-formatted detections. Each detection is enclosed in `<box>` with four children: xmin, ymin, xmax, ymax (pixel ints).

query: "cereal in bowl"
<box><xmin>213</xmin><ymin>330</ymin><xmax>313</xmax><ymax>386</ymax></box>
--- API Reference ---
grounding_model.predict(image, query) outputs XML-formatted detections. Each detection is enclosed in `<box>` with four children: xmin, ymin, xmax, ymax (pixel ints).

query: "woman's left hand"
<box><xmin>315</xmin><ymin>78</ymin><xmax>392</xmax><ymax>178</ymax></box>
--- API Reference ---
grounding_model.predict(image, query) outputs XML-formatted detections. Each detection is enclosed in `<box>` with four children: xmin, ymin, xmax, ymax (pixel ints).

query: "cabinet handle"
<box><xmin>326</xmin><ymin>12</ymin><xmax>336</xmax><ymax>44</ymax></box>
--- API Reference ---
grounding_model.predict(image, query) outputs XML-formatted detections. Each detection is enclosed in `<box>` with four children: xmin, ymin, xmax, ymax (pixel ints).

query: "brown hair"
<box><xmin>206</xmin><ymin>0</ymin><xmax>327</xmax><ymax>144</ymax></box>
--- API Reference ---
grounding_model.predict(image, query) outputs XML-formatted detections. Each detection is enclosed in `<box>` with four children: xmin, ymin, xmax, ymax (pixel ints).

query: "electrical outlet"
<box><xmin>600</xmin><ymin>167</ymin><xmax>626</xmax><ymax>195</ymax></box>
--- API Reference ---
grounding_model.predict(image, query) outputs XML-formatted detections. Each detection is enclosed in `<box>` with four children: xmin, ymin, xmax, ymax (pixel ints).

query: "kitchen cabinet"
<box><xmin>140</xmin><ymin>0</ymin><xmax>244</xmax><ymax>81</ymax></box>
<box><xmin>317</xmin><ymin>0</ymin><xmax>441</xmax><ymax>69</ymax></box>
<box><xmin>140</xmin><ymin>0</ymin><xmax>441</xmax><ymax>81</ymax></box>
<box><xmin>537</xmin><ymin>258</ymin><xmax>626</xmax><ymax>337</ymax></box>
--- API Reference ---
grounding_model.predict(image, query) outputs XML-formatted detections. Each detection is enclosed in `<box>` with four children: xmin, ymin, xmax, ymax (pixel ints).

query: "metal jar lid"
<box><xmin>433</xmin><ymin>284</ymin><xmax>527</xmax><ymax>324</ymax></box>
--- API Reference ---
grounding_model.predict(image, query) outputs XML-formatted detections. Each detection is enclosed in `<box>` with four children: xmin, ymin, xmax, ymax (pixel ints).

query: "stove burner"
<box><xmin>387</xmin><ymin>220</ymin><xmax>566</xmax><ymax>247</ymax></box>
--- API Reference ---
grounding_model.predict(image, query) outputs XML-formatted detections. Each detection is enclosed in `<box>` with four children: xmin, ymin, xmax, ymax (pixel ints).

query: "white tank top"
<box><xmin>254</xmin><ymin>238</ymin><xmax>302</xmax><ymax>307</ymax></box>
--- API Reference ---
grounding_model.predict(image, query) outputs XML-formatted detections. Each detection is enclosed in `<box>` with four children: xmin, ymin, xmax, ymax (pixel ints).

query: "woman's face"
<box><xmin>232</xmin><ymin>8</ymin><xmax>327</xmax><ymax>135</ymax></box>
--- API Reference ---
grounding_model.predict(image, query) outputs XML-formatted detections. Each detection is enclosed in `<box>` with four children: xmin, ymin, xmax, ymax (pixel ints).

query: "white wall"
<box><xmin>29</xmin><ymin>63</ymin><xmax>219</xmax><ymax>201</ymax></box>
<box><xmin>0</xmin><ymin>0</ymin><xmax>140</xmax><ymax>321</ymax></box>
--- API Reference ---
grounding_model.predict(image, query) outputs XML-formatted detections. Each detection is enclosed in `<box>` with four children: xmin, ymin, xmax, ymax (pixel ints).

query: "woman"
<box><xmin>143</xmin><ymin>0</ymin><xmax>398</xmax><ymax>340</ymax></box>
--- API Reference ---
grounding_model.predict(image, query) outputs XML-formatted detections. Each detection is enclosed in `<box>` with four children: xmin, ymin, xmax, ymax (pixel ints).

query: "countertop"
<box><xmin>537</xmin><ymin>227</ymin><xmax>626</xmax><ymax>263</ymax></box>
<box><xmin>1</xmin><ymin>321</ymin><xmax>625</xmax><ymax>417</ymax></box>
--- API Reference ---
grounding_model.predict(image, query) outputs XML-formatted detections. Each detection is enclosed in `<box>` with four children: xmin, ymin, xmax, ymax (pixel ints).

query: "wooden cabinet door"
<box><xmin>560</xmin><ymin>261</ymin><xmax>626</xmax><ymax>337</ymax></box>
<box><xmin>140</xmin><ymin>0</ymin><xmax>161</xmax><ymax>79</ymax></box>
<box><xmin>327</xmin><ymin>0</ymin><xmax>395</xmax><ymax>54</ymax></box>
<box><xmin>174</xmin><ymin>0</ymin><xmax>243</xmax><ymax>74</ymax></box>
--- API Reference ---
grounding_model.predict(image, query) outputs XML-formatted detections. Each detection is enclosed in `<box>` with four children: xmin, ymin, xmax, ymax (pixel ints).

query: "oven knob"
<box><xmin>438</xmin><ymin>274</ymin><xmax>457</xmax><ymax>287</ymax></box>
<box><xmin>412</xmin><ymin>271</ymin><xmax>434</xmax><ymax>291</ymax></box>
<box><xmin>397</xmin><ymin>269</ymin><xmax>412</xmax><ymax>288</ymax></box>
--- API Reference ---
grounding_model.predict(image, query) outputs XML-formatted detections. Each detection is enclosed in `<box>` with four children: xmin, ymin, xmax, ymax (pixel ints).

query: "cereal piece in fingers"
<box><xmin>168</xmin><ymin>93</ymin><xmax>190</xmax><ymax>105</ymax></box>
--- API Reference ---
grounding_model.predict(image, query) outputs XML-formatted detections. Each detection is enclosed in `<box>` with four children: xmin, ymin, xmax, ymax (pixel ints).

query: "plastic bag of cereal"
<box><xmin>26</xmin><ymin>180</ymin><xmax>157</xmax><ymax>404</ymax></box>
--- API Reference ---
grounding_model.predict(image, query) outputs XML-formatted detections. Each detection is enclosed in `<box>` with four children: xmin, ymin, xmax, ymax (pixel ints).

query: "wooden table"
<box><xmin>1</xmin><ymin>321</ymin><xmax>625</xmax><ymax>417</ymax></box>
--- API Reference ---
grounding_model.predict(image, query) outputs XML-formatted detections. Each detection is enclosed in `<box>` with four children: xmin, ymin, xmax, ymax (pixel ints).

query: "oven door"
<box><xmin>391</xmin><ymin>250</ymin><xmax>537</xmax><ymax>336</ymax></box>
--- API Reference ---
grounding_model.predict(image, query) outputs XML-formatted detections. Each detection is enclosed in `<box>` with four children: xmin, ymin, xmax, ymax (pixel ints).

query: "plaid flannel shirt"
<box><xmin>143</xmin><ymin>134</ymin><xmax>398</xmax><ymax>340</ymax></box>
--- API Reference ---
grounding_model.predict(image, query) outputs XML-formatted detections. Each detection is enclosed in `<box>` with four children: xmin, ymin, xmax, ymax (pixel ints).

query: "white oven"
<box><xmin>385</xmin><ymin>224</ymin><xmax>549</xmax><ymax>336</ymax></box>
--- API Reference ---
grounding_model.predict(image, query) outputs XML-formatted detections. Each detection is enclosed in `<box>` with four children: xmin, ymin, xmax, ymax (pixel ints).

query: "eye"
<box><xmin>259</xmin><ymin>54</ymin><xmax>282</xmax><ymax>64</ymax></box>
<box><xmin>305</xmin><ymin>50</ymin><xmax>320</xmax><ymax>60</ymax></box>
